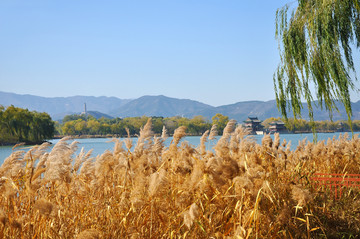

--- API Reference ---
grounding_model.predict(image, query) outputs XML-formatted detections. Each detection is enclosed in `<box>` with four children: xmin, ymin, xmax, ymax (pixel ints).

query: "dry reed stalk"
<box><xmin>223</xmin><ymin>119</ymin><xmax>237</xmax><ymax>136</ymax></box>
<box><xmin>110</xmin><ymin>138</ymin><xmax>125</xmax><ymax>156</ymax></box>
<box><xmin>73</xmin><ymin>148</ymin><xmax>93</xmax><ymax>173</ymax></box>
<box><xmin>172</xmin><ymin>126</ymin><xmax>187</xmax><ymax>146</ymax></box>
<box><xmin>208</xmin><ymin>124</ymin><xmax>218</xmax><ymax>140</ymax></box>
<box><xmin>135</xmin><ymin>118</ymin><xmax>154</xmax><ymax>154</ymax></box>
<box><xmin>148</xmin><ymin>169</ymin><xmax>167</xmax><ymax>197</ymax></box>
<box><xmin>94</xmin><ymin>150</ymin><xmax>119</xmax><ymax>187</ymax></box>
<box><xmin>198</xmin><ymin>130</ymin><xmax>209</xmax><ymax>155</ymax></box>
<box><xmin>291</xmin><ymin>184</ymin><xmax>312</xmax><ymax>207</ymax></box>
<box><xmin>230</xmin><ymin>125</ymin><xmax>251</xmax><ymax>157</ymax></box>
<box><xmin>0</xmin><ymin>151</ymin><xmax>25</xmax><ymax>177</ymax></box>
<box><xmin>183</xmin><ymin>203</ymin><xmax>200</xmax><ymax>229</ymax></box>
<box><xmin>214</xmin><ymin>120</ymin><xmax>236</xmax><ymax>158</ymax></box>
<box><xmin>124</xmin><ymin>128</ymin><xmax>133</xmax><ymax>151</ymax></box>
<box><xmin>43</xmin><ymin>137</ymin><xmax>77</xmax><ymax>183</ymax></box>
<box><xmin>161</xmin><ymin>125</ymin><xmax>168</xmax><ymax>140</ymax></box>
<box><xmin>152</xmin><ymin>136</ymin><xmax>165</xmax><ymax>156</ymax></box>
<box><xmin>261</xmin><ymin>134</ymin><xmax>272</xmax><ymax>148</ymax></box>
<box><xmin>12</xmin><ymin>142</ymin><xmax>25</xmax><ymax>150</ymax></box>
<box><xmin>273</xmin><ymin>133</ymin><xmax>280</xmax><ymax>150</ymax></box>
<box><xmin>79</xmin><ymin>155</ymin><xmax>95</xmax><ymax>179</ymax></box>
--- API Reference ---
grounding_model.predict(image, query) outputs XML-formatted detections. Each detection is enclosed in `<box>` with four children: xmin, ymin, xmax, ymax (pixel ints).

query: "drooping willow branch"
<box><xmin>274</xmin><ymin>0</ymin><xmax>360</xmax><ymax>133</ymax></box>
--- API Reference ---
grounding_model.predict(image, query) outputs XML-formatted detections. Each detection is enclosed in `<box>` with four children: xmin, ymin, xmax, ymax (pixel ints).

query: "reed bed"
<box><xmin>1</xmin><ymin>119</ymin><xmax>360</xmax><ymax>238</ymax></box>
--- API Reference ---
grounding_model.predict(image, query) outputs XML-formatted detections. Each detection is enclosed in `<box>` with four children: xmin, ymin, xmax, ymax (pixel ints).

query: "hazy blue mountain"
<box><xmin>298</xmin><ymin>100</ymin><xmax>356</xmax><ymax>121</ymax></box>
<box><xmin>350</xmin><ymin>101</ymin><xmax>360</xmax><ymax>119</ymax></box>
<box><xmin>1</xmin><ymin>91</ymin><xmax>360</xmax><ymax>122</ymax></box>
<box><xmin>197</xmin><ymin>100</ymin><xmax>282</xmax><ymax>122</ymax></box>
<box><xmin>198</xmin><ymin>100</ymin><xmax>360</xmax><ymax>122</ymax></box>
<box><xmin>0</xmin><ymin>91</ymin><xmax>131</xmax><ymax>120</ymax></box>
<box><xmin>110</xmin><ymin>95</ymin><xmax>213</xmax><ymax>118</ymax></box>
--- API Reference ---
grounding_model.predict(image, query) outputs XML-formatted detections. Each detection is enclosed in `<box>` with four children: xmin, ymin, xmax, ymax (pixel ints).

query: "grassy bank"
<box><xmin>0</xmin><ymin>119</ymin><xmax>359</xmax><ymax>238</ymax></box>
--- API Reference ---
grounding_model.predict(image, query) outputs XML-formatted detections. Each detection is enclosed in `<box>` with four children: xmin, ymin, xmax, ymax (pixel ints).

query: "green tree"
<box><xmin>0</xmin><ymin>106</ymin><xmax>54</xmax><ymax>144</ymax></box>
<box><xmin>30</xmin><ymin>112</ymin><xmax>55</xmax><ymax>142</ymax></box>
<box><xmin>352</xmin><ymin>120</ymin><xmax>360</xmax><ymax>131</ymax></box>
<box><xmin>188</xmin><ymin>115</ymin><xmax>211</xmax><ymax>135</ymax></box>
<box><xmin>0</xmin><ymin>106</ymin><xmax>17</xmax><ymax>143</ymax></box>
<box><xmin>274</xmin><ymin>0</ymin><xmax>360</xmax><ymax>131</ymax></box>
<box><xmin>100</xmin><ymin>123</ymin><xmax>111</xmax><ymax>135</ymax></box>
<box><xmin>211</xmin><ymin>113</ymin><xmax>229</xmax><ymax>135</ymax></box>
<box><xmin>152</xmin><ymin>117</ymin><xmax>164</xmax><ymax>134</ymax></box>
<box><xmin>62</xmin><ymin>114</ymin><xmax>87</xmax><ymax>123</ymax></box>
<box><xmin>74</xmin><ymin>119</ymin><xmax>87</xmax><ymax>134</ymax></box>
<box><xmin>87</xmin><ymin>119</ymin><xmax>101</xmax><ymax>134</ymax></box>
<box><xmin>262</xmin><ymin>117</ymin><xmax>282</xmax><ymax>130</ymax></box>
<box><xmin>163</xmin><ymin>117</ymin><xmax>179</xmax><ymax>135</ymax></box>
<box><xmin>62</xmin><ymin>121</ymin><xmax>76</xmax><ymax>135</ymax></box>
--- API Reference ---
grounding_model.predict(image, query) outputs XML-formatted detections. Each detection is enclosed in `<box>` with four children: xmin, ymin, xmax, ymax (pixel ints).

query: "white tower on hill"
<box><xmin>81</xmin><ymin>103</ymin><xmax>87</xmax><ymax>115</ymax></box>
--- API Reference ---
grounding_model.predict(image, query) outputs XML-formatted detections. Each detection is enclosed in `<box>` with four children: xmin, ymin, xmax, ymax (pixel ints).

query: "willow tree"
<box><xmin>274</xmin><ymin>0</ymin><xmax>360</xmax><ymax>132</ymax></box>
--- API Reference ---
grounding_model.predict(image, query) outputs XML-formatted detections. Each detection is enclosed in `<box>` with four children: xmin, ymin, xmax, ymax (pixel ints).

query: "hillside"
<box><xmin>110</xmin><ymin>95</ymin><xmax>213</xmax><ymax>118</ymax></box>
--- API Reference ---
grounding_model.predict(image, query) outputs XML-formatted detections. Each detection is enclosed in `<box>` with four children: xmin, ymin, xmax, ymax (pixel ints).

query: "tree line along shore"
<box><xmin>56</xmin><ymin>113</ymin><xmax>358</xmax><ymax>137</ymax></box>
<box><xmin>0</xmin><ymin>106</ymin><xmax>55</xmax><ymax>145</ymax></box>
<box><xmin>1</xmin><ymin>106</ymin><xmax>359</xmax><ymax>145</ymax></box>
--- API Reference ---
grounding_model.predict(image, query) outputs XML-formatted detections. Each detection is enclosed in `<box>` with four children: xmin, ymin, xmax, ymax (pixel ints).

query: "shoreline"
<box><xmin>0</xmin><ymin>140</ymin><xmax>50</xmax><ymax>147</ymax></box>
<box><xmin>1</xmin><ymin>130</ymin><xmax>354</xmax><ymax>147</ymax></box>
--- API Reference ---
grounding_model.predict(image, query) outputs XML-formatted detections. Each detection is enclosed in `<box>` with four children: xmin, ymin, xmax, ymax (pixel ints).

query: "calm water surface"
<box><xmin>0</xmin><ymin>132</ymin><xmax>358</xmax><ymax>165</ymax></box>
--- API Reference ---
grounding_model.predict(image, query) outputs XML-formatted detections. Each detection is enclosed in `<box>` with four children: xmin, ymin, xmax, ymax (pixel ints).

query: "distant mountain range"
<box><xmin>0</xmin><ymin>91</ymin><xmax>130</xmax><ymax>120</ymax></box>
<box><xmin>1</xmin><ymin>91</ymin><xmax>359</xmax><ymax>122</ymax></box>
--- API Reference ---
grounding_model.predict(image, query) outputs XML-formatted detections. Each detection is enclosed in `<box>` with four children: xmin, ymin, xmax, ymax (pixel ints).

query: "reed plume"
<box><xmin>184</xmin><ymin>203</ymin><xmax>200</xmax><ymax>229</ymax></box>
<box><xmin>136</xmin><ymin>118</ymin><xmax>154</xmax><ymax>147</ymax></box>
<box><xmin>148</xmin><ymin>169</ymin><xmax>167</xmax><ymax>197</ymax></box>
<box><xmin>152</xmin><ymin>136</ymin><xmax>164</xmax><ymax>155</ymax></box>
<box><xmin>73</xmin><ymin>148</ymin><xmax>93</xmax><ymax>173</ymax></box>
<box><xmin>124</xmin><ymin>127</ymin><xmax>133</xmax><ymax>151</ymax></box>
<box><xmin>208</xmin><ymin>124</ymin><xmax>218</xmax><ymax>140</ymax></box>
<box><xmin>214</xmin><ymin>119</ymin><xmax>236</xmax><ymax>158</ymax></box>
<box><xmin>172</xmin><ymin>126</ymin><xmax>187</xmax><ymax>146</ymax></box>
<box><xmin>34</xmin><ymin>198</ymin><xmax>56</xmax><ymax>217</ymax></box>
<box><xmin>198</xmin><ymin>129</ymin><xmax>209</xmax><ymax>155</ymax></box>
<box><xmin>261</xmin><ymin>133</ymin><xmax>272</xmax><ymax>148</ymax></box>
<box><xmin>43</xmin><ymin>137</ymin><xmax>77</xmax><ymax>183</ymax></box>
<box><xmin>161</xmin><ymin>125</ymin><xmax>168</xmax><ymax>140</ymax></box>
<box><xmin>291</xmin><ymin>184</ymin><xmax>312</xmax><ymax>207</ymax></box>
<box><xmin>1</xmin><ymin>153</ymin><xmax>25</xmax><ymax>181</ymax></box>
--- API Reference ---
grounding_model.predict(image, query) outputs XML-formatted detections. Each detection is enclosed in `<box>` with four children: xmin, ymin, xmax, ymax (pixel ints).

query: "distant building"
<box><xmin>269</xmin><ymin>120</ymin><xmax>288</xmax><ymax>134</ymax></box>
<box><xmin>337</xmin><ymin>122</ymin><xmax>345</xmax><ymax>132</ymax></box>
<box><xmin>244</xmin><ymin>116</ymin><xmax>264</xmax><ymax>135</ymax></box>
<box><xmin>81</xmin><ymin>103</ymin><xmax>87</xmax><ymax>116</ymax></box>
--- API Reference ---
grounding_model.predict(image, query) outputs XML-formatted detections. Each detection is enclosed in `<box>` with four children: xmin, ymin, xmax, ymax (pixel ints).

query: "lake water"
<box><xmin>0</xmin><ymin>132</ymin><xmax>358</xmax><ymax>165</ymax></box>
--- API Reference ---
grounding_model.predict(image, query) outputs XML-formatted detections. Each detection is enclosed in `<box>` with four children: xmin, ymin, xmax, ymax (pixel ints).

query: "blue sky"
<box><xmin>1</xmin><ymin>0</ymin><xmax>359</xmax><ymax>106</ymax></box>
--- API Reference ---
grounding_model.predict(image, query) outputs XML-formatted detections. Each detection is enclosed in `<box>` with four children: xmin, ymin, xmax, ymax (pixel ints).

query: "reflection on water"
<box><xmin>0</xmin><ymin>132</ymin><xmax>357</xmax><ymax>165</ymax></box>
